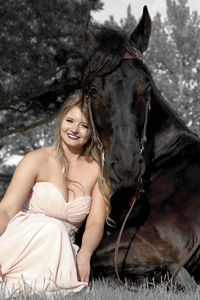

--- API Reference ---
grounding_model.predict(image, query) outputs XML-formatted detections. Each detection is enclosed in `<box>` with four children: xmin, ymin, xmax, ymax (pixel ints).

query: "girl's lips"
<box><xmin>67</xmin><ymin>133</ymin><xmax>80</xmax><ymax>140</ymax></box>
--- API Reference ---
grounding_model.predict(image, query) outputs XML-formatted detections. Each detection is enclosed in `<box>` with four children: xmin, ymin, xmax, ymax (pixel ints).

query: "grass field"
<box><xmin>1</xmin><ymin>278</ymin><xmax>200</xmax><ymax>300</ymax></box>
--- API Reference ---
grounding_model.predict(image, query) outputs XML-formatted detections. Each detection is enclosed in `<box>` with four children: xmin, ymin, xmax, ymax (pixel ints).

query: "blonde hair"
<box><xmin>54</xmin><ymin>90</ymin><xmax>112</xmax><ymax>222</ymax></box>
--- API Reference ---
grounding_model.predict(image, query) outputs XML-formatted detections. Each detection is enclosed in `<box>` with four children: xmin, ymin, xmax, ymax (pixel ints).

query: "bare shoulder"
<box><xmin>20</xmin><ymin>147</ymin><xmax>48</xmax><ymax>162</ymax></box>
<box><xmin>18</xmin><ymin>146</ymin><xmax>54</xmax><ymax>169</ymax></box>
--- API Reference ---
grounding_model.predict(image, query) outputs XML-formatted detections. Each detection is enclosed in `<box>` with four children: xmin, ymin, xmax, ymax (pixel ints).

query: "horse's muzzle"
<box><xmin>108</xmin><ymin>155</ymin><xmax>145</xmax><ymax>190</ymax></box>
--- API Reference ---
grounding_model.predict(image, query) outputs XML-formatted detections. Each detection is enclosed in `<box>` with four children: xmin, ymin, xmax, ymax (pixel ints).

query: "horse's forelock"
<box><xmin>84</xmin><ymin>27</ymin><xmax>133</xmax><ymax>83</ymax></box>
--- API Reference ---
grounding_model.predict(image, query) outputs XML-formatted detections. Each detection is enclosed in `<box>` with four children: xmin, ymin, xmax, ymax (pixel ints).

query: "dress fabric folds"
<box><xmin>0</xmin><ymin>182</ymin><xmax>92</xmax><ymax>295</ymax></box>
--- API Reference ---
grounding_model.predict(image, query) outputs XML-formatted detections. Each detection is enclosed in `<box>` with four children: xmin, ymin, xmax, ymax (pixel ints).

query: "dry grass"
<box><xmin>1</xmin><ymin>277</ymin><xmax>200</xmax><ymax>300</ymax></box>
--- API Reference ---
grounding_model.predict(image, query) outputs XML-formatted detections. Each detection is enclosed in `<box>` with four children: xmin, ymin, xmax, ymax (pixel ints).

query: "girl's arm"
<box><xmin>0</xmin><ymin>151</ymin><xmax>41</xmax><ymax>236</ymax></box>
<box><xmin>76</xmin><ymin>178</ymin><xmax>107</xmax><ymax>282</ymax></box>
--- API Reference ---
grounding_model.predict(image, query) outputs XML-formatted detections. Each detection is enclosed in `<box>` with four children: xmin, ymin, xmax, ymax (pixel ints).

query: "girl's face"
<box><xmin>61</xmin><ymin>106</ymin><xmax>92</xmax><ymax>150</ymax></box>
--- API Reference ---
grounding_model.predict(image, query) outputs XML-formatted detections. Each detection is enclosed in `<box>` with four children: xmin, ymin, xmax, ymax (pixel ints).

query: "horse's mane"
<box><xmin>153</xmin><ymin>131</ymin><xmax>200</xmax><ymax>163</ymax></box>
<box><xmin>150</xmin><ymin>90</ymin><xmax>200</xmax><ymax>168</ymax></box>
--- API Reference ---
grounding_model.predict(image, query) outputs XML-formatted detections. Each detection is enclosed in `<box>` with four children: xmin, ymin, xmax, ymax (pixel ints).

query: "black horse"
<box><xmin>82</xmin><ymin>6</ymin><xmax>200</xmax><ymax>288</ymax></box>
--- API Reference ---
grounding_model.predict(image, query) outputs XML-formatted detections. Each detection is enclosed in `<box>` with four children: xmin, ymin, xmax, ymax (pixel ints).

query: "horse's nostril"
<box><xmin>139</xmin><ymin>157</ymin><xmax>144</xmax><ymax>164</ymax></box>
<box><xmin>110</xmin><ymin>161</ymin><xmax>118</xmax><ymax>169</ymax></box>
<box><xmin>110</xmin><ymin>162</ymin><xmax>115</xmax><ymax>170</ymax></box>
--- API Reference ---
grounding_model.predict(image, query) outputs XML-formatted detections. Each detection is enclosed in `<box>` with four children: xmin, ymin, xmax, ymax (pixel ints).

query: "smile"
<box><xmin>67</xmin><ymin>133</ymin><xmax>80</xmax><ymax>140</ymax></box>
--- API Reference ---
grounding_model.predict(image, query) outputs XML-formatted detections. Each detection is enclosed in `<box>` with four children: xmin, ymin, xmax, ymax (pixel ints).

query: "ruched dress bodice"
<box><xmin>0</xmin><ymin>182</ymin><xmax>92</xmax><ymax>295</ymax></box>
<box><xmin>22</xmin><ymin>182</ymin><xmax>92</xmax><ymax>242</ymax></box>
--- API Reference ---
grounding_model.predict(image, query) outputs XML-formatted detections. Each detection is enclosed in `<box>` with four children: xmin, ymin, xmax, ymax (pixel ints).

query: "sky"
<box><xmin>92</xmin><ymin>0</ymin><xmax>200</xmax><ymax>24</ymax></box>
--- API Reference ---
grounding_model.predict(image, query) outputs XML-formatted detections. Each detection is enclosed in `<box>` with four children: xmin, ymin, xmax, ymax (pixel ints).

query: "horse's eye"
<box><xmin>89</xmin><ymin>87</ymin><xmax>97</xmax><ymax>97</ymax></box>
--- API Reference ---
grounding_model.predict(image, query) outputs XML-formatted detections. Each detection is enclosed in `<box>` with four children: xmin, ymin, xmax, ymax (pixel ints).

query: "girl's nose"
<box><xmin>71</xmin><ymin>124</ymin><xmax>79</xmax><ymax>133</ymax></box>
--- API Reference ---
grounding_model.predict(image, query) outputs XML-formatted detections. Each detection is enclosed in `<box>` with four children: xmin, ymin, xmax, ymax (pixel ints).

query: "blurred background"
<box><xmin>0</xmin><ymin>0</ymin><xmax>200</xmax><ymax>198</ymax></box>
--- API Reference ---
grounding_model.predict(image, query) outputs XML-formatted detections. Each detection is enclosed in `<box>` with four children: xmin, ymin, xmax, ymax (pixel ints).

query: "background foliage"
<box><xmin>0</xmin><ymin>0</ymin><xmax>200</xmax><ymax>197</ymax></box>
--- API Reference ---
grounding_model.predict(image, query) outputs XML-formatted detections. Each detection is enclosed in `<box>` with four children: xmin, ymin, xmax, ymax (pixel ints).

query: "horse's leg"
<box><xmin>121</xmin><ymin>264</ymin><xmax>164</xmax><ymax>286</ymax></box>
<box><xmin>160</xmin><ymin>261</ymin><xmax>197</xmax><ymax>291</ymax></box>
<box><xmin>92</xmin><ymin>224</ymin><xmax>198</xmax><ymax>290</ymax></box>
<box><xmin>91</xmin><ymin>264</ymin><xmax>163</xmax><ymax>287</ymax></box>
<box><xmin>121</xmin><ymin>262</ymin><xmax>197</xmax><ymax>290</ymax></box>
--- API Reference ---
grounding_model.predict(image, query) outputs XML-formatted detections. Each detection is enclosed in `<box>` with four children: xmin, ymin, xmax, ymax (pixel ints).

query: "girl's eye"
<box><xmin>81</xmin><ymin>124</ymin><xmax>89</xmax><ymax>129</ymax></box>
<box><xmin>66</xmin><ymin>119</ymin><xmax>73</xmax><ymax>123</ymax></box>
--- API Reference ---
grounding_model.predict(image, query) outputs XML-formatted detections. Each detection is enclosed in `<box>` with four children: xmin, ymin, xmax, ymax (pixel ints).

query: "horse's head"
<box><xmin>83</xmin><ymin>6</ymin><xmax>152</xmax><ymax>190</ymax></box>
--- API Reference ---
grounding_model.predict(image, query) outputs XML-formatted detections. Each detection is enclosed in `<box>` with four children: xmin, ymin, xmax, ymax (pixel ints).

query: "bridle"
<box><xmin>83</xmin><ymin>46</ymin><xmax>151</xmax><ymax>284</ymax></box>
<box><xmin>84</xmin><ymin>46</ymin><xmax>200</xmax><ymax>287</ymax></box>
<box><xmin>84</xmin><ymin>47</ymin><xmax>151</xmax><ymax>180</ymax></box>
<box><xmin>113</xmin><ymin>47</ymin><xmax>151</xmax><ymax>286</ymax></box>
<box><xmin>84</xmin><ymin>46</ymin><xmax>151</xmax><ymax>282</ymax></box>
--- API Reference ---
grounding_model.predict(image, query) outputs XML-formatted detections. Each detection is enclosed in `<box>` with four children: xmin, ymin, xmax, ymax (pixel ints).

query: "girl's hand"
<box><xmin>76</xmin><ymin>249</ymin><xmax>91</xmax><ymax>282</ymax></box>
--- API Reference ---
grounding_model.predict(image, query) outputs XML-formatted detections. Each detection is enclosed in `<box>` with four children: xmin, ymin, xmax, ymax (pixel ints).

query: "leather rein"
<box><xmin>84</xmin><ymin>47</ymin><xmax>200</xmax><ymax>286</ymax></box>
<box><xmin>114</xmin><ymin>48</ymin><xmax>151</xmax><ymax>286</ymax></box>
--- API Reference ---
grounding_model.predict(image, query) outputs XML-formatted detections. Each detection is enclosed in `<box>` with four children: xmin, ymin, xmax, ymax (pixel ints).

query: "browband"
<box><xmin>123</xmin><ymin>47</ymin><xmax>143</xmax><ymax>61</ymax></box>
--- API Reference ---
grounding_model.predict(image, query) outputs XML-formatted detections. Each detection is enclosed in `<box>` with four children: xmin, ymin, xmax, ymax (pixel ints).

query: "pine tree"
<box><xmin>145</xmin><ymin>0</ymin><xmax>200</xmax><ymax>133</ymax></box>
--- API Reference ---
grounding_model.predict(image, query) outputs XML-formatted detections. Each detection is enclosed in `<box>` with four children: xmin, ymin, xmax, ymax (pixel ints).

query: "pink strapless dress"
<box><xmin>0</xmin><ymin>182</ymin><xmax>92</xmax><ymax>295</ymax></box>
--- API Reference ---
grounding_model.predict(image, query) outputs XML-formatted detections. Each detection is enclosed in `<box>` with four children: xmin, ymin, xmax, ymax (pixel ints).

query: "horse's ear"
<box><xmin>129</xmin><ymin>6</ymin><xmax>151</xmax><ymax>53</ymax></box>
